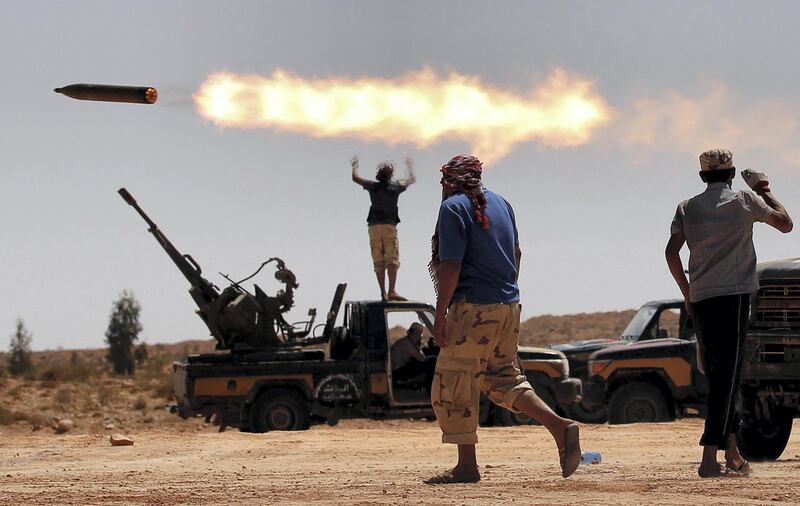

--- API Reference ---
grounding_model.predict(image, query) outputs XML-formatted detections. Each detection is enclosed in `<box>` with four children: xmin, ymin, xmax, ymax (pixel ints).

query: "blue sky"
<box><xmin>2</xmin><ymin>1</ymin><xmax>799</xmax><ymax>350</ymax></box>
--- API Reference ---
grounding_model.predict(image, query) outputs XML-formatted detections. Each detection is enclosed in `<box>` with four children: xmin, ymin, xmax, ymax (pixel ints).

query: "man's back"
<box><xmin>672</xmin><ymin>182</ymin><xmax>771</xmax><ymax>301</ymax></box>
<box><xmin>364</xmin><ymin>181</ymin><xmax>406</xmax><ymax>225</ymax></box>
<box><xmin>391</xmin><ymin>335</ymin><xmax>419</xmax><ymax>370</ymax></box>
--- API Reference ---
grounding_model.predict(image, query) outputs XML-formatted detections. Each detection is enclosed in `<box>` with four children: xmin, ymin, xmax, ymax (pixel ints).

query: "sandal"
<box><xmin>423</xmin><ymin>470</ymin><xmax>481</xmax><ymax>484</ymax></box>
<box><xmin>559</xmin><ymin>423</ymin><xmax>581</xmax><ymax>478</ymax></box>
<box><xmin>726</xmin><ymin>460</ymin><xmax>751</xmax><ymax>475</ymax></box>
<box><xmin>722</xmin><ymin>468</ymin><xmax>748</xmax><ymax>478</ymax></box>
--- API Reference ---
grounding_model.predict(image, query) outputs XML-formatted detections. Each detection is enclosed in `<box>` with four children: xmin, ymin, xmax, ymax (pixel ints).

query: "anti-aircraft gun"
<box><xmin>118</xmin><ymin>188</ymin><xmax>330</xmax><ymax>352</ymax></box>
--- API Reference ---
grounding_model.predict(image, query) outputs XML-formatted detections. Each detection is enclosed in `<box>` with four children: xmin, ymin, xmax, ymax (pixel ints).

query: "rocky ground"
<box><xmin>2</xmin><ymin>418</ymin><xmax>800</xmax><ymax>505</ymax></box>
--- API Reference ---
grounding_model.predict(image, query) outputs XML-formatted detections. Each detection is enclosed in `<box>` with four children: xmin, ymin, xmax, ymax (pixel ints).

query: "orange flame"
<box><xmin>194</xmin><ymin>68</ymin><xmax>610</xmax><ymax>162</ymax></box>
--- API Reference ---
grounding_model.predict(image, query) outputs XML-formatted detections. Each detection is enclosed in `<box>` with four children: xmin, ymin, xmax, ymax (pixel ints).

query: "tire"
<box><xmin>249</xmin><ymin>390</ymin><xmax>311</xmax><ymax>432</ymax></box>
<box><xmin>492</xmin><ymin>388</ymin><xmax>556</xmax><ymax>426</ymax></box>
<box><xmin>608</xmin><ymin>382</ymin><xmax>673</xmax><ymax>424</ymax></box>
<box><xmin>565</xmin><ymin>402</ymin><xmax>608</xmax><ymax>424</ymax></box>
<box><xmin>737</xmin><ymin>411</ymin><xmax>793</xmax><ymax>461</ymax></box>
<box><xmin>478</xmin><ymin>397</ymin><xmax>492</xmax><ymax>426</ymax></box>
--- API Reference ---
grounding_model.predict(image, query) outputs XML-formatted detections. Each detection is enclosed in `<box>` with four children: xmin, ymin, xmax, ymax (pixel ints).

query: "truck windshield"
<box><xmin>385</xmin><ymin>310</ymin><xmax>437</xmax><ymax>347</ymax></box>
<box><xmin>621</xmin><ymin>305</ymin><xmax>658</xmax><ymax>341</ymax></box>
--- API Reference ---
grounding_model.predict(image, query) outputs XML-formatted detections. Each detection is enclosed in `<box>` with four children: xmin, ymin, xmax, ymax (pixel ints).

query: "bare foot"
<box><xmin>698</xmin><ymin>463</ymin><xmax>724</xmax><ymax>478</ymax></box>
<box><xmin>423</xmin><ymin>467</ymin><xmax>481</xmax><ymax>484</ymax></box>
<box><xmin>388</xmin><ymin>292</ymin><xmax>407</xmax><ymax>301</ymax></box>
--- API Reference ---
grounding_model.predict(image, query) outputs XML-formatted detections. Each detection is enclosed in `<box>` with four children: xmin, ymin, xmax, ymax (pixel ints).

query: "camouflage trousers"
<box><xmin>432</xmin><ymin>301</ymin><xmax>533</xmax><ymax>444</ymax></box>
<box><xmin>367</xmin><ymin>224</ymin><xmax>400</xmax><ymax>272</ymax></box>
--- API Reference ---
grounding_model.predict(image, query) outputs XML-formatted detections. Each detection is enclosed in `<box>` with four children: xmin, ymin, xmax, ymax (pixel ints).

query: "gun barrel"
<box><xmin>118</xmin><ymin>188</ymin><xmax>217</xmax><ymax>293</ymax></box>
<box><xmin>118</xmin><ymin>188</ymin><xmax>157</xmax><ymax>230</ymax></box>
<box><xmin>118</xmin><ymin>188</ymin><xmax>137</xmax><ymax>206</ymax></box>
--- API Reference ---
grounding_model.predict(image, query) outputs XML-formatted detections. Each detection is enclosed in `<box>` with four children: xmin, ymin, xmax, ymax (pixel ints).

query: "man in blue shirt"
<box><xmin>425</xmin><ymin>155</ymin><xmax>581</xmax><ymax>484</ymax></box>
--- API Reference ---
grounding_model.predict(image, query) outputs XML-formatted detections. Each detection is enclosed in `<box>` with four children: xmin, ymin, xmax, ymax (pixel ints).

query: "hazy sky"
<box><xmin>2</xmin><ymin>1</ymin><xmax>799</xmax><ymax>350</ymax></box>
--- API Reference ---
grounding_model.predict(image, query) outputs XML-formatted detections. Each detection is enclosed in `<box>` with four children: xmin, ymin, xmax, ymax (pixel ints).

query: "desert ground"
<box><xmin>0</xmin><ymin>311</ymin><xmax>781</xmax><ymax>505</ymax></box>
<box><xmin>2</xmin><ymin>417</ymin><xmax>800</xmax><ymax>505</ymax></box>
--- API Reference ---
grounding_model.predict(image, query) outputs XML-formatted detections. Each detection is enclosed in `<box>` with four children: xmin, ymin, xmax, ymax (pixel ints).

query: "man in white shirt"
<box><xmin>666</xmin><ymin>148</ymin><xmax>792</xmax><ymax>478</ymax></box>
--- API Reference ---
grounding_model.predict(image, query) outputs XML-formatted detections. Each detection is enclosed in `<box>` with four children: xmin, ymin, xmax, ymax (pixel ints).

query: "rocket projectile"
<box><xmin>54</xmin><ymin>83</ymin><xmax>158</xmax><ymax>104</ymax></box>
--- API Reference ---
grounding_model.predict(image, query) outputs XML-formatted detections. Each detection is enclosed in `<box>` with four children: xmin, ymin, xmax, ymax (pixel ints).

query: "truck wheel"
<box><xmin>249</xmin><ymin>390</ymin><xmax>311</xmax><ymax>432</ymax></box>
<box><xmin>478</xmin><ymin>399</ymin><xmax>491</xmax><ymax>426</ymax></box>
<box><xmin>493</xmin><ymin>388</ymin><xmax>556</xmax><ymax>426</ymax></box>
<box><xmin>565</xmin><ymin>402</ymin><xmax>608</xmax><ymax>424</ymax></box>
<box><xmin>737</xmin><ymin>412</ymin><xmax>793</xmax><ymax>461</ymax></box>
<box><xmin>608</xmin><ymin>382</ymin><xmax>673</xmax><ymax>424</ymax></box>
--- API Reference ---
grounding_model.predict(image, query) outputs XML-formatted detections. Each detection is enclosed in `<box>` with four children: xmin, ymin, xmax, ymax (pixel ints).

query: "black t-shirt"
<box><xmin>363</xmin><ymin>181</ymin><xmax>407</xmax><ymax>225</ymax></box>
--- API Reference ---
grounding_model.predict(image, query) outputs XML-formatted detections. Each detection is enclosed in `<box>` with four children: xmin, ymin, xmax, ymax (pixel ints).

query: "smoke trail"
<box><xmin>617</xmin><ymin>82</ymin><xmax>800</xmax><ymax>167</ymax></box>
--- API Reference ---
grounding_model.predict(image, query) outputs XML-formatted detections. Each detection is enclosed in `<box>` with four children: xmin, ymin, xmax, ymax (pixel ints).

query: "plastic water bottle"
<box><xmin>580</xmin><ymin>451</ymin><xmax>602</xmax><ymax>465</ymax></box>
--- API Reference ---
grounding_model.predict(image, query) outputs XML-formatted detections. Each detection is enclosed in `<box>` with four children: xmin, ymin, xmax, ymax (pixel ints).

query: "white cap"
<box><xmin>699</xmin><ymin>149</ymin><xmax>734</xmax><ymax>171</ymax></box>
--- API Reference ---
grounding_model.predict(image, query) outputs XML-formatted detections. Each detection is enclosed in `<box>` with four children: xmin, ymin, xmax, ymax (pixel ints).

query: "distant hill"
<box><xmin>519</xmin><ymin>310</ymin><xmax>638</xmax><ymax>348</ymax></box>
<box><xmin>0</xmin><ymin>311</ymin><xmax>651</xmax><ymax>431</ymax></box>
<box><xmin>0</xmin><ymin>309</ymin><xmax>646</xmax><ymax>362</ymax></box>
<box><xmin>390</xmin><ymin>309</ymin><xmax>642</xmax><ymax>349</ymax></box>
<box><xmin>0</xmin><ymin>339</ymin><xmax>216</xmax><ymax>433</ymax></box>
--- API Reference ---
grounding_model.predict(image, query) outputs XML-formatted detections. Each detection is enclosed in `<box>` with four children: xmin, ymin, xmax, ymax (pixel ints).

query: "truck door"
<box><xmin>384</xmin><ymin>308</ymin><xmax>438</xmax><ymax>407</ymax></box>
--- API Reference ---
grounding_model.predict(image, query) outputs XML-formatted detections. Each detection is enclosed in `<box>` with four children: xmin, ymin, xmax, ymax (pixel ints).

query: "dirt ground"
<box><xmin>2</xmin><ymin>418</ymin><xmax>800</xmax><ymax>505</ymax></box>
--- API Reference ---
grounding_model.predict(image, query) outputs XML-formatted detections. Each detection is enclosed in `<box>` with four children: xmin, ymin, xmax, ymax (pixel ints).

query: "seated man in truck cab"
<box><xmin>391</xmin><ymin>323</ymin><xmax>436</xmax><ymax>387</ymax></box>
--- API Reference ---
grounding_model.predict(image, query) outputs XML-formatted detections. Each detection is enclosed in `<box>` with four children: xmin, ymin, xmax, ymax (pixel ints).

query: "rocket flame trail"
<box><xmin>194</xmin><ymin>68</ymin><xmax>611</xmax><ymax>162</ymax></box>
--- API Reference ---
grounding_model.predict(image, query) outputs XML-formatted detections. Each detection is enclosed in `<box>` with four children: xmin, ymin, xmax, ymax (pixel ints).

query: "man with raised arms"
<box><xmin>352</xmin><ymin>156</ymin><xmax>416</xmax><ymax>301</ymax></box>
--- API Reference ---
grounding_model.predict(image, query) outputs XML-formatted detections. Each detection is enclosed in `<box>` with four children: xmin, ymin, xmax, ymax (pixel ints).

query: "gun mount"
<box><xmin>118</xmin><ymin>188</ymin><xmax>336</xmax><ymax>352</ymax></box>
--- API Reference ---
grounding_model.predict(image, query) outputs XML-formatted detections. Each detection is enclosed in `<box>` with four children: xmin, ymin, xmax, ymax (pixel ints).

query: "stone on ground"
<box><xmin>54</xmin><ymin>419</ymin><xmax>74</xmax><ymax>434</ymax></box>
<box><xmin>109</xmin><ymin>434</ymin><xmax>134</xmax><ymax>446</ymax></box>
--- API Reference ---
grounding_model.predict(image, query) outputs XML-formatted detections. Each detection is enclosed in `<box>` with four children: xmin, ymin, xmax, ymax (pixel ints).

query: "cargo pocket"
<box><xmin>434</xmin><ymin>356</ymin><xmax>475</xmax><ymax>409</ymax></box>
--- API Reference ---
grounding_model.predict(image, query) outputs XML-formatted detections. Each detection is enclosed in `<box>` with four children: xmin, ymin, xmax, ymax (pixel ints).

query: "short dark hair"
<box><xmin>376</xmin><ymin>162</ymin><xmax>394</xmax><ymax>183</ymax></box>
<box><xmin>699</xmin><ymin>167</ymin><xmax>735</xmax><ymax>184</ymax></box>
<box><xmin>409</xmin><ymin>322</ymin><xmax>424</xmax><ymax>335</ymax></box>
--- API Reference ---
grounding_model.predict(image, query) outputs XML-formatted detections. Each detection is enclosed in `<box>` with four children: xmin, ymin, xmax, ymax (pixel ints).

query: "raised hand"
<box><xmin>741</xmin><ymin>169</ymin><xmax>769</xmax><ymax>192</ymax></box>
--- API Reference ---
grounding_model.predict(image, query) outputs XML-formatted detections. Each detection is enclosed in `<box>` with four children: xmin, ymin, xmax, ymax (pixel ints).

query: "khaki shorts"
<box><xmin>431</xmin><ymin>301</ymin><xmax>532</xmax><ymax>444</ymax></box>
<box><xmin>368</xmin><ymin>224</ymin><xmax>400</xmax><ymax>272</ymax></box>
